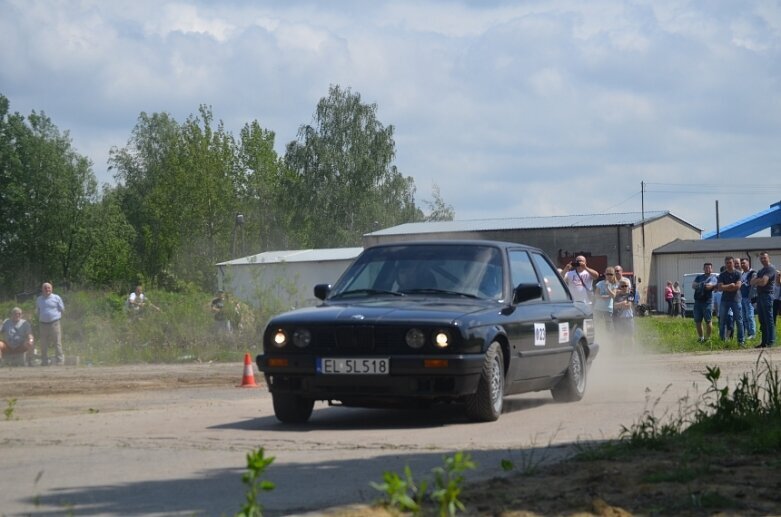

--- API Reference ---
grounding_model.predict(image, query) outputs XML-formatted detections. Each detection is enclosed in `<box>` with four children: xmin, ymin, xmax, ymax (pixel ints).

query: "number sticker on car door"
<box><xmin>534</xmin><ymin>323</ymin><xmax>546</xmax><ymax>346</ymax></box>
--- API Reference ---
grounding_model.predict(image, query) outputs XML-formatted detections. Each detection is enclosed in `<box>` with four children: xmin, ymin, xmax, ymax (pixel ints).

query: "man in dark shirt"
<box><xmin>692</xmin><ymin>262</ymin><xmax>718</xmax><ymax>342</ymax></box>
<box><xmin>751</xmin><ymin>251</ymin><xmax>777</xmax><ymax>348</ymax></box>
<box><xmin>739</xmin><ymin>258</ymin><xmax>757</xmax><ymax>340</ymax></box>
<box><xmin>717</xmin><ymin>256</ymin><xmax>744</xmax><ymax>346</ymax></box>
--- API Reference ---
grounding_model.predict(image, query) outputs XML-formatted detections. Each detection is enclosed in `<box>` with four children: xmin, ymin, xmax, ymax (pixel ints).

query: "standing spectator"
<box><xmin>712</xmin><ymin>265</ymin><xmax>725</xmax><ymax>330</ymax></box>
<box><xmin>775</xmin><ymin>270</ymin><xmax>781</xmax><ymax>329</ymax></box>
<box><xmin>717</xmin><ymin>257</ymin><xmax>744</xmax><ymax>346</ymax></box>
<box><xmin>35</xmin><ymin>282</ymin><xmax>65</xmax><ymax>366</ymax></box>
<box><xmin>593</xmin><ymin>267</ymin><xmax>617</xmax><ymax>334</ymax></box>
<box><xmin>664</xmin><ymin>281</ymin><xmax>674</xmax><ymax>315</ymax></box>
<box><xmin>614</xmin><ymin>266</ymin><xmax>630</xmax><ymax>294</ymax></box>
<box><xmin>0</xmin><ymin>307</ymin><xmax>35</xmax><ymax>366</ymax></box>
<box><xmin>692</xmin><ymin>262</ymin><xmax>718</xmax><ymax>343</ymax></box>
<box><xmin>211</xmin><ymin>290</ymin><xmax>232</xmax><ymax>333</ymax></box>
<box><xmin>739</xmin><ymin>258</ymin><xmax>757</xmax><ymax>340</ymax></box>
<box><xmin>613</xmin><ymin>279</ymin><xmax>635</xmax><ymax>350</ymax></box>
<box><xmin>672</xmin><ymin>281</ymin><xmax>683</xmax><ymax>317</ymax></box>
<box><xmin>562</xmin><ymin>255</ymin><xmax>599</xmax><ymax>304</ymax></box>
<box><xmin>750</xmin><ymin>251</ymin><xmax>776</xmax><ymax>349</ymax></box>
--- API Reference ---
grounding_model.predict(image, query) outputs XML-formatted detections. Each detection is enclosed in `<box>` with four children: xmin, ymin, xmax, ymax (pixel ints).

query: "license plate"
<box><xmin>317</xmin><ymin>357</ymin><xmax>390</xmax><ymax>375</ymax></box>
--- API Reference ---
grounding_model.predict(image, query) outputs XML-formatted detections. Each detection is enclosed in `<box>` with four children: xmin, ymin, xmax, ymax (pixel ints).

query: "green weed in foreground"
<box><xmin>372</xmin><ymin>452</ymin><xmax>476</xmax><ymax>516</ymax></box>
<box><xmin>617</xmin><ymin>357</ymin><xmax>781</xmax><ymax>452</ymax></box>
<box><xmin>4</xmin><ymin>398</ymin><xmax>17</xmax><ymax>420</ymax></box>
<box><xmin>237</xmin><ymin>447</ymin><xmax>275</xmax><ymax>517</ymax></box>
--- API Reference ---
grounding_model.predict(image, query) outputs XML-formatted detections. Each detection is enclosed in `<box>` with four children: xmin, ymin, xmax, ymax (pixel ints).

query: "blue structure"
<box><xmin>703</xmin><ymin>201</ymin><xmax>781</xmax><ymax>239</ymax></box>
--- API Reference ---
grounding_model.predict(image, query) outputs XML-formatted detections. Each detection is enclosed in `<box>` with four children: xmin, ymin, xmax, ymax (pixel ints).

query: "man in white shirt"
<box><xmin>35</xmin><ymin>282</ymin><xmax>64</xmax><ymax>366</ymax></box>
<box><xmin>563</xmin><ymin>255</ymin><xmax>599</xmax><ymax>304</ymax></box>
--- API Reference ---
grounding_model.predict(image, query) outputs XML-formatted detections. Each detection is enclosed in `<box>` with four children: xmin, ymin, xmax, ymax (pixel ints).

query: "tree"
<box><xmin>0</xmin><ymin>94</ymin><xmax>101</xmax><ymax>295</ymax></box>
<box><xmin>110</xmin><ymin>106</ymin><xmax>240</xmax><ymax>289</ymax></box>
<box><xmin>422</xmin><ymin>184</ymin><xmax>455</xmax><ymax>222</ymax></box>
<box><xmin>283</xmin><ymin>85</ymin><xmax>421</xmax><ymax>247</ymax></box>
<box><xmin>236</xmin><ymin>121</ymin><xmax>288</xmax><ymax>252</ymax></box>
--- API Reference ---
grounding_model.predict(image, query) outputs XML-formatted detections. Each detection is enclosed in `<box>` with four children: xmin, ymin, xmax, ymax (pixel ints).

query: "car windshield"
<box><xmin>330</xmin><ymin>244</ymin><xmax>505</xmax><ymax>300</ymax></box>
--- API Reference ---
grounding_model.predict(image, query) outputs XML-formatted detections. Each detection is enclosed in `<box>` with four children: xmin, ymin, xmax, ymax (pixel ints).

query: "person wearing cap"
<box><xmin>0</xmin><ymin>307</ymin><xmax>35</xmax><ymax>365</ymax></box>
<box><xmin>562</xmin><ymin>255</ymin><xmax>599</xmax><ymax>304</ymax></box>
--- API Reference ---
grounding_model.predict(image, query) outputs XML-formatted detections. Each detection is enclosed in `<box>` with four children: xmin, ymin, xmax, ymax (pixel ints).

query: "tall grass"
<box><xmin>634</xmin><ymin>314</ymin><xmax>759</xmax><ymax>353</ymax></box>
<box><xmin>0</xmin><ymin>288</ymin><xmax>271</xmax><ymax>364</ymax></box>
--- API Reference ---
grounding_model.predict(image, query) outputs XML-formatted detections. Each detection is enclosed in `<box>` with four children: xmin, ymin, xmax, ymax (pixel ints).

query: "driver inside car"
<box><xmin>395</xmin><ymin>261</ymin><xmax>436</xmax><ymax>291</ymax></box>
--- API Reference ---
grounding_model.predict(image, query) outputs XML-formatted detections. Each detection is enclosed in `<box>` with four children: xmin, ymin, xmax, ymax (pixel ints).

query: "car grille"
<box><xmin>311</xmin><ymin>325</ymin><xmax>405</xmax><ymax>353</ymax></box>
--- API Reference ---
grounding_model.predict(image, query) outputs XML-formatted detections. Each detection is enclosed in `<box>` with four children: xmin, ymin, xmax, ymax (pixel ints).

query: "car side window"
<box><xmin>508</xmin><ymin>250</ymin><xmax>538</xmax><ymax>286</ymax></box>
<box><xmin>531</xmin><ymin>253</ymin><xmax>570</xmax><ymax>302</ymax></box>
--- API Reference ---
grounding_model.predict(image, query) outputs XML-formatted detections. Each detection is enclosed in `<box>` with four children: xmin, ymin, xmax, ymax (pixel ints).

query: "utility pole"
<box><xmin>640</xmin><ymin>181</ymin><xmax>646</xmax><ymax>305</ymax></box>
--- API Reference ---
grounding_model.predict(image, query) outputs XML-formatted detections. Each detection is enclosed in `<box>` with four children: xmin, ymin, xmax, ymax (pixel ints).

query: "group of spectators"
<box><xmin>691</xmin><ymin>252</ymin><xmax>778</xmax><ymax>348</ymax></box>
<box><xmin>561</xmin><ymin>256</ymin><xmax>636</xmax><ymax>345</ymax></box>
<box><xmin>0</xmin><ymin>282</ymin><xmax>64</xmax><ymax>366</ymax></box>
<box><xmin>0</xmin><ymin>283</ymin><xmax>241</xmax><ymax>367</ymax></box>
<box><xmin>663</xmin><ymin>281</ymin><xmax>685</xmax><ymax>317</ymax></box>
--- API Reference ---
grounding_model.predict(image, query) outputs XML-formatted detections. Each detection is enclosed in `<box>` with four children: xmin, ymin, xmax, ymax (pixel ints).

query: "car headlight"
<box><xmin>272</xmin><ymin>330</ymin><xmax>287</xmax><ymax>348</ymax></box>
<box><xmin>405</xmin><ymin>328</ymin><xmax>426</xmax><ymax>349</ymax></box>
<box><xmin>292</xmin><ymin>328</ymin><xmax>312</xmax><ymax>348</ymax></box>
<box><xmin>434</xmin><ymin>331</ymin><xmax>450</xmax><ymax>349</ymax></box>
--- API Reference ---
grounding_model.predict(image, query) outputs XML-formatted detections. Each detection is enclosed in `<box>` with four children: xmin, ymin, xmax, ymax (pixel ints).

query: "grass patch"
<box><xmin>634</xmin><ymin>314</ymin><xmax>760</xmax><ymax>353</ymax></box>
<box><xmin>0</xmin><ymin>288</ymin><xmax>274</xmax><ymax>365</ymax></box>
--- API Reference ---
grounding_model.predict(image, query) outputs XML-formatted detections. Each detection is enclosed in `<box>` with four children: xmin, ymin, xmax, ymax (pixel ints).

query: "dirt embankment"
<box><xmin>0</xmin><ymin>362</ymin><xmax>257</xmax><ymax>398</ymax></box>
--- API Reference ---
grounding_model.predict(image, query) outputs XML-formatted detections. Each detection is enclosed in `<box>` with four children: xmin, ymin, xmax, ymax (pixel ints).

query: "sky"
<box><xmin>2</xmin><ymin>0</ymin><xmax>781</xmax><ymax>236</ymax></box>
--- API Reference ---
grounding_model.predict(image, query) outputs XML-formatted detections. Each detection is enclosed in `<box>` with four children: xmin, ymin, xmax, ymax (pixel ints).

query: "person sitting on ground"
<box><xmin>127</xmin><ymin>284</ymin><xmax>159</xmax><ymax>315</ymax></box>
<box><xmin>0</xmin><ymin>307</ymin><xmax>35</xmax><ymax>365</ymax></box>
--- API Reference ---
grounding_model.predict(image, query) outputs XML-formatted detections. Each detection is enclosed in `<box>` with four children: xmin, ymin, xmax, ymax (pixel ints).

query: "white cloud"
<box><xmin>2</xmin><ymin>0</ymin><xmax>781</xmax><ymax>235</ymax></box>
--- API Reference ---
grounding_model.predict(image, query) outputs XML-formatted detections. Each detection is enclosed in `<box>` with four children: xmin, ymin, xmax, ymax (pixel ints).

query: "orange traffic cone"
<box><xmin>238</xmin><ymin>352</ymin><xmax>258</xmax><ymax>388</ymax></box>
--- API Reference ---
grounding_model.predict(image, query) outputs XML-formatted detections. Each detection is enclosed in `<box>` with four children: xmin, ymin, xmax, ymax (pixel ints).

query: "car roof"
<box><xmin>364</xmin><ymin>239</ymin><xmax>544</xmax><ymax>254</ymax></box>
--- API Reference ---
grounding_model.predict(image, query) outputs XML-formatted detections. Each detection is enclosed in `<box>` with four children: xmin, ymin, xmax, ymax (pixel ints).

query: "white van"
<box><xmin>681</xmin><ymin>273</ymin><xmax>701</xmax><ymax>316</ymax></box>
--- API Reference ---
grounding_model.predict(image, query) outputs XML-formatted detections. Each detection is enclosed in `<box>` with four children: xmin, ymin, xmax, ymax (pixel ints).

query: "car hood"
<box><xmin>268</xmin><ymin>297</ymin><xmax>498</xmax><ymax>327</ymax></box>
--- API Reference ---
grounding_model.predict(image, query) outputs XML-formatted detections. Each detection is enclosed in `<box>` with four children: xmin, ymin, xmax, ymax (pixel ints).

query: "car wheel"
<box><xmin>551</xmin><ymin>342</ymin><xmax>587</xmax><ymax>402</ymax></box>
<box><xmin>465</xmin><ymin>342</ymin><xmax>504</xmax><ymax>422</ymax></box>
<box><xmin>272</xmin><ymin>393</ymin><xmax>314</xmax><ymax>423</ymax></box>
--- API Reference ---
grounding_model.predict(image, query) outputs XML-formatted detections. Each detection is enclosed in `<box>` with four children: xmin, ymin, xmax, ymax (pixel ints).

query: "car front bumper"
<box><xmin>257</xmin><ymin>353</ymin><xmax>486</xmax><ymax>401</ymax></box>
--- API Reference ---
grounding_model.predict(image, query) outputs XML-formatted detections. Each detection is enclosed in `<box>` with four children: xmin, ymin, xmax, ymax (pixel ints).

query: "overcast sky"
<box><xmin>2</xmin><ymin>0</ymin><xmax>781</xmax><ymax>236</ymax></box>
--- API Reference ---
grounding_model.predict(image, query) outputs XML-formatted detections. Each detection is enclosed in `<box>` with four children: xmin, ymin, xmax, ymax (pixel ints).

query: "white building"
<box><xmin>216</xmin><ymin>247</ymin><xmax>362</xmax><ymax>309</ymax></box>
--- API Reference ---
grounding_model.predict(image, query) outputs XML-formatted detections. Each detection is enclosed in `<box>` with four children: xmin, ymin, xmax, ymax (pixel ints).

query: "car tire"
<box><xmin>551</xmin><ymin>342</ymin><xmax>587</xmax><ymax>402</ymax></box>
<box><xmin>465</xmin><ymin>342</ymin><xmax>504</xmax><ymax>422</ymax></box>
<box><xmin>272</xmin><ymin>393</ymin><xmax>314</xmax><ymax>423</ymax></box>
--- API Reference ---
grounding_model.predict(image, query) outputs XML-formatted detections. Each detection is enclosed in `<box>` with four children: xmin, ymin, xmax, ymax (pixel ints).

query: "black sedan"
<box><xmin>257</xmin><ymin>240</ymin><xmax>598</xmax><ymax>423</ymax></box>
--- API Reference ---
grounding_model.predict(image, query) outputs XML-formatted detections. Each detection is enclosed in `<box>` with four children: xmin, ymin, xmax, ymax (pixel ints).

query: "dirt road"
<box><xmin>0</xmin><ymin>349</ymin><xmax>776</xmax><ymax>516</ymax></box>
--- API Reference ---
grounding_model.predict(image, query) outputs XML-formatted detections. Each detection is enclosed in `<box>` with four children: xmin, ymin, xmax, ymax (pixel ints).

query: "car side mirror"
<box><xmin>314</xmin><ymin>284</ymin><xmax>331</xmax><ymax>300</ymax></box>
<box><xmin>512</xmin><ymin>283</ymin><xmax>543</xmax><ymax>304</ymax></box>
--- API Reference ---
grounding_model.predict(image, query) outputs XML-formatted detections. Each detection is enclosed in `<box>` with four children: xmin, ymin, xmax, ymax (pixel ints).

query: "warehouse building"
<box><xmin>363</xmin><ymin>211</ymin><xmax>701</xmax><ymax>306</ymax></box>
<box><xmin>652</xmin><ymin>237</ymin><xmax>781</xmax><ymax>313</ymax></box>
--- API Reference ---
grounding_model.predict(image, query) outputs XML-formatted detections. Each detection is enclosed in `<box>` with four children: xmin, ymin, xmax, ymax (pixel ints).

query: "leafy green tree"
<box><xmin>111</xmin><ymin>106</ymin><xmax>240</xmax><ymax>289</ymax></box>
<box><xmin>235</xmin><ymin>121</ymin><xmax>289</xmax><ymax>252</ymax></box>
<box><xmin>110</xmin><ymin>111</ymin><xmax>181</xmax><ymax>282</ymax></box>
<box><xmin>423</xmin><ymin>184</ymin><xmax>455</xmax><ymax>222</ymax></box>
<box><xmin>0</xmin><ymin>94</ymin><xmax>101</xmax><ymax>295</ymax></box>
<box><xmin>283</xmin><ymin>85</ymin><xmax>421</xmax><ymax>247</ymax></box>
<box><xmin>81</xmin><ymin>187</ymin><xmax>137</xmax><ymax>289</ymax></box>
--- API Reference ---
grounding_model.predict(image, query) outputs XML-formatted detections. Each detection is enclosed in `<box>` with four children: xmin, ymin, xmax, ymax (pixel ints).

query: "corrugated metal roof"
<box><xmin>216</xmin><ymin>247</ymin><xmax>363</xmax><ymax>266</ymax></box>
<box><xmin>366</xmin><ymin>211</ymin><xmax>688</xmax><ymax>236</ymax></box>
<box><xmin>654</xmin><ymin>237</ymin><xmax>781</xmax><ymax>254</ymax></box>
